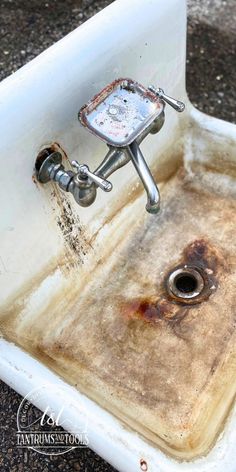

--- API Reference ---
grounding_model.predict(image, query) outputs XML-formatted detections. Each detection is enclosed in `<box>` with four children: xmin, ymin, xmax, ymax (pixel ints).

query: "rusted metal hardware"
<box><xmin>166</xmin><ymin>266</ymin><xmax>205</xmax><ymax>302</ymax></box>
<box><xmin>79</xmin><ymin>78</ymin><xmax>165</xmax><ymax>147</ymax></box>
<box><xmin>35</xmin><ymin>151</ymin><xmax>112</xmax><ymax>207</ymax></box>
<box><xmin>35</xmin><ymin>78</ymin><xmax>185</xmax><ymax>213</ymax></box>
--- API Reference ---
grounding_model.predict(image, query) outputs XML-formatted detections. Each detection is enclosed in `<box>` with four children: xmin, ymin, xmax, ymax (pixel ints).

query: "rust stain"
<box><xmin>35</xmin><ymin>142</ymin><xmax>69</xmax><ymax>174</ymax></box>
<box><xmin>79</xmin><ymin>77</ymin><xmax>162</xmax><ymax>128</ymax></box>
<box><xmin>140</xmin><ymin>459</ymin><xmax>148</xmax><ymax>471</ymax></box>
<box><xmin>53</xmin><ymin>142</ymin><xmax>69</xmax><ymax>162</ymax></box>
<box><xmin>34</xmin><ymin>142</ymin><xmax>93</xmax><ymax>265</ymax></box>
<box><xmin>34</xmin><ymin>142</ymin><xmax>69</xmax><ymax>185</ymax></box>
<box><xmin>183</xmin><ymin>238</ymin><xmax>226</xmax><ymax>274</ymax></box>
<box><xmin>79</xmin><ymin>78</ymin><xmax>124</xmax><ymax>124</ymax></box>
<box><xmin>35</xmin><ymin>147</ymin><xmax>51</xmax><ymax>169</ymax></box>
<box><xmin>32</xmin><ymin>172</ymin><xmax>39</xmax><ymax>187</ymax></box>
<box><xmin>3</xmin><ymin>167</ymin><xmax>236</xmax><ymax>461</ymax></box>
<box><xmin>52</xmin><ymin>187</ymin><xmax>92</xmax><ymax>265</ymax></box>
<box><xmin>120</xmin><ymin>297</ymin><xmax>178</xmax><ymax>325</ymax></box>
<box><xmin>120</xmin><ymin>238</ymin><xmax>222</xmax><ymax>325</ymax></box>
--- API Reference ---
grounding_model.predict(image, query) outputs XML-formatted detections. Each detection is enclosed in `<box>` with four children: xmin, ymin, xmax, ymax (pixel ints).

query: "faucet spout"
<box><xmin>126</xmin><ymin>141</ymin><xmax>160</xmax><ymax>214</ymax></box>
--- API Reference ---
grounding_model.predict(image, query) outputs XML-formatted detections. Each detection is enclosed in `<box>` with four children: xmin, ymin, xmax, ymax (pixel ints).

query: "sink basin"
<box><xmin>2</xmin><ymin>157</ymin><xmax>236</xmax><ymax>461</ymax></box>
<box><xmin>1</xmin><ymin>0</ymin><xmax>236</xmax><ymax>470</ymax></box>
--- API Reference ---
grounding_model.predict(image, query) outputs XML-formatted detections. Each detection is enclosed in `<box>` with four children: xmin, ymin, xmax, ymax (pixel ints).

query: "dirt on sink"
<box><xmin>1</xmin><ymin>166</ymin><xmax>236</xmax><ymax>460</ymax></box>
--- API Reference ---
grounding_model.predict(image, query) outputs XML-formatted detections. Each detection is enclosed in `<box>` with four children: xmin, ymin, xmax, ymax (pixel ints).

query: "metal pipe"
<box><xmin>94</xmin><ymin>147</ymin><xmax>129</xmax><ymax>179</ymax></box>
<box><xmin>126</xmin><ymin>141</ymin><xmax>160</xmax><ymax>214</ymax></box>
<box><xmin>94</xmin><ymin>113</ymin><xmax>165</xmax><ymax>181</ymax></box>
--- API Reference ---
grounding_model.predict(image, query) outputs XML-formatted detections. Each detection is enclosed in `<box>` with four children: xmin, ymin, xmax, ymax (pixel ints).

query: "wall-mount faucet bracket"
<box><xmin>36</xmin><ymin>151</ymin><xmax>62</xmax><ymax>184</ymax></box>
<box><xmin>35</xmin><ymin>78</ymin><xmax>185</xmax><ymax>213</ymax></box>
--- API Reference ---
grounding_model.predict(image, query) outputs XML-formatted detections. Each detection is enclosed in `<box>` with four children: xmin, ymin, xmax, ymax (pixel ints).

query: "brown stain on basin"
<box><xmin>34</xmin><ymin>142</ymin><xmax>93</xmax><ymax>268</ymax></box>
<box><xmin>183</xmin><ymin>238</ymin><xmax>225</xmax><ymax>274</ymax></box>
<box><xmin>121</xmin><ymin>297</ymin><xmax>172</xmax><ymax>323</ymax></box>
<box><xmin>120</xmin><ymin>238</ymin><xmax>224</xmax><ymax>327</ymax></box>
<box><xmin>2</xmin><ymin>167</ymin><xmax>236</xmax><ymax>460</ymax></box>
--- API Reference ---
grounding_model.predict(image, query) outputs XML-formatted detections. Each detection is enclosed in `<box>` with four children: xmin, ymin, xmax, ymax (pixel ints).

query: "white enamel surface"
<box><xmin>1</xmin><ymin>336</ymin><xmax>236</xmax><ymax>472</ymax></box>
<box><xmin>0</xmin><ymin>0</ymin><xmax>236</xmax><ymax>470</ymax></box>
<box><xmin>0</xmin><ymin>0</ymin><xmax>187</xmax><ymax>306</ymax></box>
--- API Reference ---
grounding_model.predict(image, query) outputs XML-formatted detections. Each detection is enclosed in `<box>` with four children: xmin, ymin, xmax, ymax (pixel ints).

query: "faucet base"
<box><xmin>36</xmin><ymin>151</ymin><xmax>62</xmax><ymax>184</ymax></box>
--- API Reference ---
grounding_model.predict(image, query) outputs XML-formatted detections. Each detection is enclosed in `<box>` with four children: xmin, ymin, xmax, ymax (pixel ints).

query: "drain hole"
<box><xmin>175</xmin><ymin>274</ymin><xmax>198</xmax><ymax>294</ymax></box>
<box><xmin>166</xmin><ymin>266</ymin><xmax>205</xmax><ymax>301</ymax></box>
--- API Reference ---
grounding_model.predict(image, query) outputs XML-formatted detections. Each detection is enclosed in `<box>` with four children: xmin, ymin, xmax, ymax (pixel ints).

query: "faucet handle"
<box><xmin>148</xmin><ymin>85</ymin><xmax>185</xmax><ymax>112</ymax></box>
<box><xmin>71</xmin><ymin>160</ymin><xmax>113</xmax><ymax>192</ymax></box>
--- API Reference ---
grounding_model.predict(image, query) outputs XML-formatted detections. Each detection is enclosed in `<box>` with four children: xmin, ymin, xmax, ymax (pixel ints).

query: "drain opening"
<box><xmin>167</xmin><ymin>267</ymin><xmax>205</xmax><ymax>301</ymax></box>
<box><xmin>175</xmin><ymin>273</ymin><xmax>198</xmax><ymax>294</ymax></box>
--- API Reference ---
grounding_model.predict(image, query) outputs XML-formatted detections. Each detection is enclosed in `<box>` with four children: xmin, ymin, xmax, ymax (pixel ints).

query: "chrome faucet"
<box><xmin>36</xmin><ymin>78</ymin><xmax>185</xmax><ymax>214</ymax></box>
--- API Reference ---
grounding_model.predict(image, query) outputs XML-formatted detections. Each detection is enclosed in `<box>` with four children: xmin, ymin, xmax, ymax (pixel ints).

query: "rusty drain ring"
<box><xmin>166</xmin><ymin>266</ymin><xmax>205</xmax><ymax>301</ymax></box>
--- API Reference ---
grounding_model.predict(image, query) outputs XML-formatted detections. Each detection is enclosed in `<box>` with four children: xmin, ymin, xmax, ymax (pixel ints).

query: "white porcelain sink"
<box><xmin>1</xmin><ymin>0</ymin><xmax>236</xmax><ymax>470</ymax></box>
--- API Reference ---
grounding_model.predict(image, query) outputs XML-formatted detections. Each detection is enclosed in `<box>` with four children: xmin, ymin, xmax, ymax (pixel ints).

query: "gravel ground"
<box><xmin>0</xmin><ymin>0</ymin><xmax>235</xmax><ymax>122</ymax></box>
<box><xmin>0</xmin><ymin>1</ymin><xmax>235</xmax><ymax>471</ymax></box>
<box><xmin>187</xmin><ymin>0</ymin><xmax>236</xmax><ymax>122</ymax></box>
